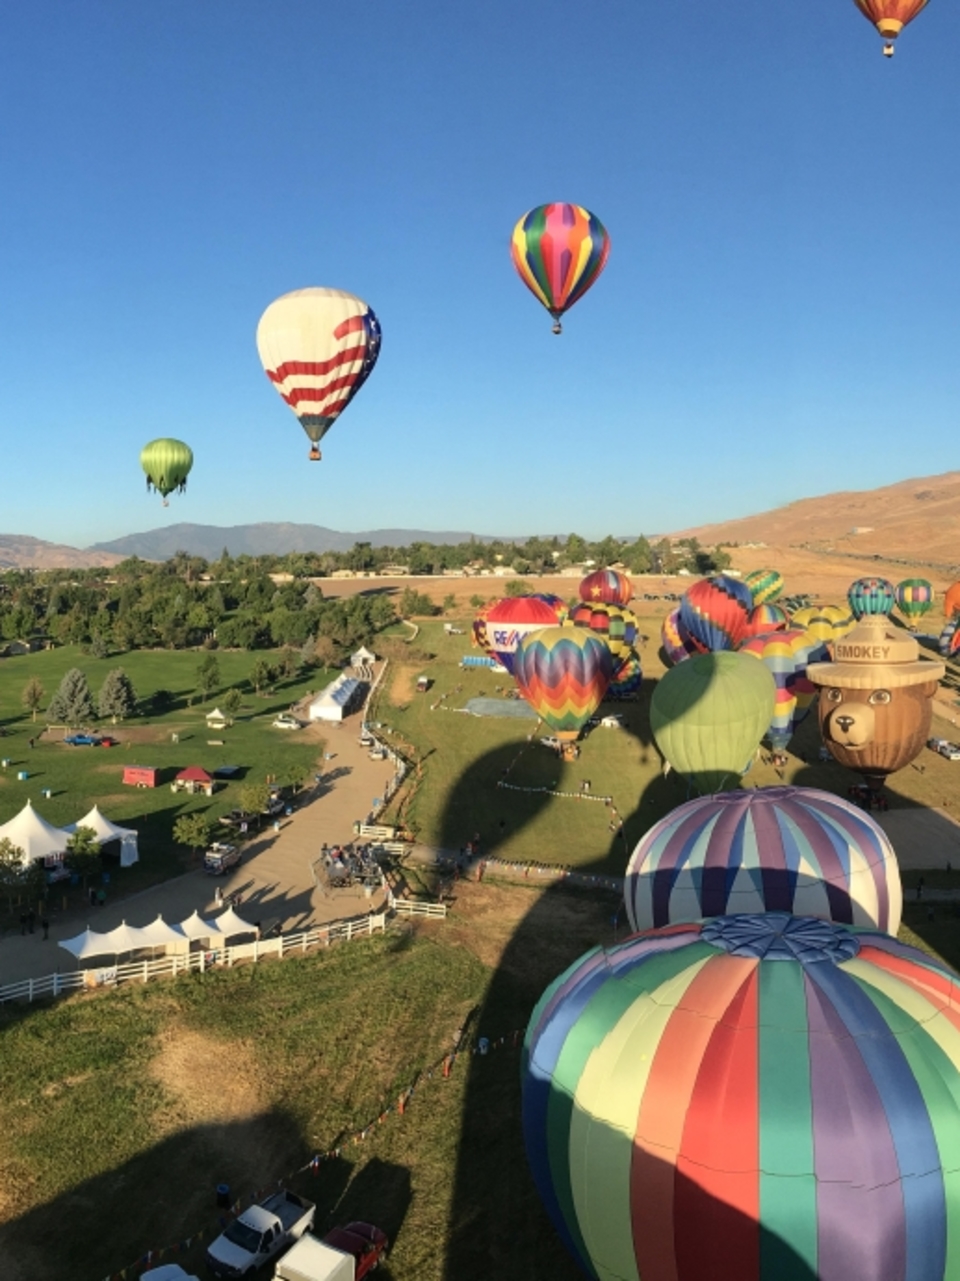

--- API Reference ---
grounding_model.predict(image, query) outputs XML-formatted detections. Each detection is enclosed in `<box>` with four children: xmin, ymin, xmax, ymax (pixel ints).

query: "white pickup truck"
<box><xmin>206</xmin><ymin>1190</ymin><xmax>316</xmax><ymax>1277</ymax></box>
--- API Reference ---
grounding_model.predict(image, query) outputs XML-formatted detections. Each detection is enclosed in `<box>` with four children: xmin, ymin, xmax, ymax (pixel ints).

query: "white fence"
<box><xmin>0</xmin><ymin>911</ymin><xmax>391</xmax><ymax>1007</ymax></box>
<box><xmin>392</xmin><ymin>898</ymin><xmax>447</xmax><ymax>919</ymax></box>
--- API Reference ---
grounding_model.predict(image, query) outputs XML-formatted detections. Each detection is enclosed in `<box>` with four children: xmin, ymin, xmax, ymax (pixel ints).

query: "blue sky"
<box><xmin>1</xmin><ymin>1</ymin><xmax>958</xmax><ymax>547</ymax></box>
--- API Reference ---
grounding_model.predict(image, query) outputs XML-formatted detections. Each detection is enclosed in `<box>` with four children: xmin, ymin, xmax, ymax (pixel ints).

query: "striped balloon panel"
<box><xmin>579</xmin><ymin>569</ymin><xmax>634</xmax><ymax>607</ymax></box>
<box><xmin>523</xmin><ymin>915</ymin><xmax>960</xmax><ymax>1281</ymax></box>
<box><xmin>679</xmin><ymin>576</ymin><xmax>753</xmax><ymax>652</ymax></box>
<box><xmin>625</xmin><ymin>785</ymin><xmax>901</xmax><ymax>933</ymax></box>
<box><xmin>139</xmin><ymin>438</ymin><xmax>193</xmax><ymax>498</ymax></box>
<box><xmin>848</xmin><ymin>577</ymin><xmax>896</xmax><ymax>620</ymax></box>
<box><xmin>940</xmin><ymin>619</ymin><xmax>960</xmax><ymax>659</ymax></box>
<box><xmin>511</xmin><ymin>203</ymin><xmax>610</xmax><ymax>318</ymax></box>
<box><xmin>661</xmin><ymin>608</ymin><xmax>696</xmax><ymax>665</ymax></box>
<box><xmin>481</xmin><ymin>596</ymin><xmax>565</xmax><ymax>674</ymax></box>
<box><xmin>853</xmin><ymin>0</ymin><xmax>929</xmax><ymax>30</ymax></box>
<box><xmin>514</xmin><ymin>628</ymin><xmax>613</xmax><ymax>734</ymax></box>
<box><xmin>609</xmin><ymin>652</ymin><xmax>642</xmax><ymax>697</ymax></box>
<box><xmin>744</xmin><ymin>569</ymin><xmax>784</xmax><ymax>606</ymax></box>
<box><xmin>738</xmin><ymin>629</ymin><xmax>818</xmax><ymax>750</ymax></box>
<box><xmin>742</xmin><ymin>603</ymin><xmax>789</xmax><ymax>638</ymax></box>
<box><xmin>896</xmin><ymin>579</ymin><xmax>935</xmax><ymax>621</ymax></box>
<box><xmin>567</xmin><ymin>603</ymin><xmax>639</xmax><ymax>660</ymax></box>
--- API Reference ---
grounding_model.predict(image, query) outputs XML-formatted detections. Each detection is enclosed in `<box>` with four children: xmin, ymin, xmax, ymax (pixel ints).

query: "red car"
<box><xmin>321</xmin><ymin>1223</ymin><xmax>388</xmax><ymax>1278</ymax></box>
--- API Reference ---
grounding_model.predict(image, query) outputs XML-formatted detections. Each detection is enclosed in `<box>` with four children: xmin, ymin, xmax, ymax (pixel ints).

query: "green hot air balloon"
<box><xmin>140</xmin><ymin>438</ymin><xmax>193</xmax><ymax>506</ymax></box>
<box><xmin>650</xmin><ymin>650</ymin><xmax>776</xmax><ymax>793</ymax></box>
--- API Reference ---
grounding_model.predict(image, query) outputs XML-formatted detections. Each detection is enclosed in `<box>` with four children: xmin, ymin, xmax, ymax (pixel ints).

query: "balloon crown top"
<box><xmin>701</xmin><ymin>913</ymin><xmax>861</xmax><ymax>965</ymax></box>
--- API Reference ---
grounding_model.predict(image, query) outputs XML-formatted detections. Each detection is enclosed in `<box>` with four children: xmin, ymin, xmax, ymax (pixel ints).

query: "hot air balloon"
<box><xmin>792</xmin><ymin>604</ymin><xmax>856</xmax><ymax>657</ymax></box>
<box><xmin>743</xmin><ymin>567</ymin><xmax>784</xmax><ymax>606</ymax></box>
<box><xmin>606</xmin><ymin>651</ymin><xmax>642</xmax><ymax>699</ymax></box>
<box><xmin>565</xmin><ymin>601</ymin><xmax>639</xmax><ymax>666</ymax></box>
<box><xmin>852</xmin><ymin>0</ymin><xmax>930</xmax><ymax>55</ymax></box>
<box><xmin>256</xmin><ymin>287</ymin><xmax>381</xmax><ymax>460</ymax></box>
<box><xmin>476</xmin><ymin>596</ymin><xmax>565</xmax><ymax>675</ymax></box>
<box><xmin>513</xmin><ymin>627</ymin><xmax>613</xmax><ymax>746</ymax></box>
<box><xmin>739</xmin><ymin>627</ymin><xmax>818</xmax><ymax>752</ymax></box>
<box><xmin>523</xmin><ymin>913</ymin><xmax>960</xmax><ymax>1281</ymax></box>
<box><xmin>895</xmin><ymin>577</ymin><xmax>934</xmax><ymax>625</ymax></box>
<box><xmin>678</xmin><ymin>575</ymin><xmax>753</xmax><ymax>652</ymax></box>
<box><xmin>578</xmin><ymin>568</ymin><xmax>632</xmax><ymax>607</ymax></box>
<box><xmin>625</xmin><ymin>786</ymin><xmax>902</xmax><ymax>933</ymax></box>
<box><xmin>944</xmin><ymin>580</ymin><xmax>960</xmax><ymax>620</ymax></box>
<box><xmin>140</xmin><ymin>438</ymin><xmax>193</xmax><ymax>506</ymax></box>
<box><xmin>660</xmin><ymin>607</ymin><xmax>698</xmax><ymax>666</ymax></box>
<box><xmin>529</xmin><ymin>592</ymin><xmax>569</xmax><ymax>618</ymax></box>
<box><xmin>510</xmin><ymin>204</ymin><xmax>610</xmax><ymax>335</ymax></box>
<box><xmin>649</xmin><ymin>651</ymin><xmax>775</xmax><ymax>793</ymax></box>
<box><xmin>940</xmin><ymin>617</ymin><xmax>960</xmax><ymax>659</ymax></box>
<box><xmin>848</xmin><ymin>576</ymin><xmax>896</xmax><ymax>619</ymax></box>
<box><xmin>741</xmin><ymin>602</ymin><xmax>790</xmax><ymax>638</ymax></box>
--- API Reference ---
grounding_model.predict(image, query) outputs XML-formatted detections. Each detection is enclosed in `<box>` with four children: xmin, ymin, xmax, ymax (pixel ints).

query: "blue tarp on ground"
<box><xmin>465</xmin><ymin>697</ymin><xmax>538</xmax><ymax>720</ymax></box>
<box><xmin>461</xmin><ymin>655</ymin><xmax>497</xmax><ymax>668</ymax></box>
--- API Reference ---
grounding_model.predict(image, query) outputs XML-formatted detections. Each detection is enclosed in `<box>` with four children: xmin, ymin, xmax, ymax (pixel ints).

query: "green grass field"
<box><xmin>0</xmin><ymin>647</ymin><xmax>331</xmax><ymax>912</ymax></box>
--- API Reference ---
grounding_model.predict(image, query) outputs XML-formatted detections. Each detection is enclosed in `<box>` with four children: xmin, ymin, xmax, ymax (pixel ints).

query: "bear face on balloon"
<box><xmin>808</xmin><ymin>615</ymin><xmax>944</xmax><ymax>785</ymax></box>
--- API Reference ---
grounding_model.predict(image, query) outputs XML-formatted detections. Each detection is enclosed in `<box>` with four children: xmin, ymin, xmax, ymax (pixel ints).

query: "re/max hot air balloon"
<box><xmin>565</xmin><ymin>602</ymin><xmax>639</xmax><ymax>667</ymax></box>
<box><xmin>848</xmin><ymin>576</ymin><xmax>896</xmax><ymax>619</ymax></box>
<box><xmin>678</xmin><ymin>575</ymin><xmax>753</xmax><ymax>652</ymax></box>
<box><xmin>513</xmin><ymin>627</ymin><xmax>613</xmax><ymax>741</ymax></box>
<box><xmin>511</xmin><ymin>204</ymin><xmax>610</xmax><ymax>334</ymax></box>
<box><xmin>625</xmin><ymin>786</ymin><xmax>902</xmax><ymax>933</ymax></box>
<box><xmin>578</xmin><ymin>568</ymin><xmax>633</xmax><ymax>607</ymax></box>
<box><xmin>522</xmin><ymin>913</ymin><xmax>960</xmax><ymax>1281</ymax></box>
<box><xmin>477</xmin><ymin>596</ymin><xmax>565</xmax><ymax>675</ymax></box>
<box><xmin>743</xmin><ymin>568</ymin><xmax>784</xmax><ymax>606</ymax></box>
<box><xmin>140</xmin><ymin>438</ymin><xmax>193</xmax><ymax>506</ymax></box>
<box><xmin>660</xmin><ymin>607</ymin><xmax>698</xmax><ymax>666</ymax></box>
<box><xmin>256</xmin><ymin>287</ymin><xmax>381</xmax><ymax>460</ymax></box>
<box><xmin>895</xmin><ymin>577</ymin><xmax>934</xmax><ymax>625</ymax></box>
<box><xmin>650</xmin><ymin>651</ymin><xmax>775</xmax><ymax>792</ymax></box>
<box><xmin>739</xmin><ymin>627</ymin><xmax>818</xmax><ymax>752</ymax></box>
<box><xmin>852</xmin><ymin>0</ymin><xmax>930</xmax><ymax>55</ymax></box>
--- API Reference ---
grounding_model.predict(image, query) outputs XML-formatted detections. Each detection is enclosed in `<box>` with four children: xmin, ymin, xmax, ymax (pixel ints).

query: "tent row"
<box><xmin>60</xmin><ymin>906</ymin><xmax>254</xmax><ymax>961</ymax></box>
<box><xmin>0</xmin><ymin>800</ymin><xmax>139</xmax><ymax>868</ymax></box>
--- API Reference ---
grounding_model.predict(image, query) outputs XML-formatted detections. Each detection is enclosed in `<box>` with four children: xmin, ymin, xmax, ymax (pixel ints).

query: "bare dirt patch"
<box><xmin>389</xmin><ymin>664</ymin><xmax>418</xmax><ymax>707</ymax></box>
<box><xmin>150</xmin><ymin>1027</ymin><xmax>262</xmax><ymax>1128</ymax></box>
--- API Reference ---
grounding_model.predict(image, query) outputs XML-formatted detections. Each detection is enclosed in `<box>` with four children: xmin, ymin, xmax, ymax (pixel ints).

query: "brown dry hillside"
<box><xmin>675</xmin><ymin>471</ymin><xmax>960</xmax><ymax>571</ymax></box>
<box><xmin>0</xmin><ymin>535</ymin><xmax>122</xmax><ymax>569</ymax></box>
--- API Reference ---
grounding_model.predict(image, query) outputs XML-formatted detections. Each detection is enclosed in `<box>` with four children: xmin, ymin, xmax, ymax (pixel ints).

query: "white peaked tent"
<box><xmin>66</xmin><ymin>805</ymin><xmax>139</xmax><ymax>866</ymax></box>
<box><xmin>176</xmin><ymin>910</ymin><xmax>219</xmax><ymax>942</ymax></box>
<box><xmin>206</xmin><ymin>906</ymin><xmax>256</xmax><ymax>938</ymax></box>
<box><xmin>0</xmin><ymin>800</ymin><xmax>70</xmax><ymax>865</ymax></box>
<box><xmin>60</xmin><ymin>926</ymin><xmax>117</xmax><ymax>961</ymax></box>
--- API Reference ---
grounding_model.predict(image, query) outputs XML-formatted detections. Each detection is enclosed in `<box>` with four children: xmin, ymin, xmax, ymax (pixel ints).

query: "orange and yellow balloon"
<box><xmin>852</xmin><ymin>0</ymin><xmax>929</xmax><ymax>55</ymax></box>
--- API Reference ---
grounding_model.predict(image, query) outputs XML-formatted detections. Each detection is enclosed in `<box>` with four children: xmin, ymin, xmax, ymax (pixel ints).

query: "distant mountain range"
<box><xmin>88</xmin><ymin>523</ymin><xmax>491</xmax><ymax>560</ymax></box>
<box><xmin>0</xmin><ymin>535</ymin><xmax>123</xmax><ymax>570</ymax></box>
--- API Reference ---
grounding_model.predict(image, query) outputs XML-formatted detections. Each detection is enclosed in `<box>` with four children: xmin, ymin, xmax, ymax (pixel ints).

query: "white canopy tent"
<box><xmin>58</xmin><ymin>908</ymin><xmax>256</xmax><ymax>964</ymax></box>
<box><xmin>59</xmin><ymin>926</ymin><xmax>117</xmax><ymax>961</ymax></box>
<box><xmin>206</xmin><ymin>906</ymin><xmax>256</xmax><ymax>938</ymax></box>
<box><xmin>66</xmin><ymin>804</ymin><xmax>139</xmax><ymax>867</ymax></box>
<box><xmin>176</xmin><ymin>910</ymin><xmax>220</xmax><ymax>942</ymax></box>
<box><xmin>0</xmin><ymin>800</ymin><xmax>70</xmax><ymax>866</ymax></box>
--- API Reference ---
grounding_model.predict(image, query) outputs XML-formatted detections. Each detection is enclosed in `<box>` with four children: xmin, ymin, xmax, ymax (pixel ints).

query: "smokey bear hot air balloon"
<box><xmin>140</xmin><ymin>438</ymin><xmax>193</xmax><ymax>506</ymax></box>
<box><xmin>523</xmin><ymin>913</ymin><xmax>960</xmax><ymax>1281</ymax></box>
<box><xmin>513</xmin><ymin>627</ymin><xmax>612</xmax><ymax>743</ymax></box>
<box><xmin>625</xmin><ymin>785</ymin><xmax>902</xmax><ymax>933</ymax></box>
<box><xmin>256</xmin><ymin>287</ymin><xmax>381</xmax><ymax>460</ymax></box>
<box><xmin>511</xmin><ymin>204</ymin><xmax>610</xmax><ymax>334</ymax></box>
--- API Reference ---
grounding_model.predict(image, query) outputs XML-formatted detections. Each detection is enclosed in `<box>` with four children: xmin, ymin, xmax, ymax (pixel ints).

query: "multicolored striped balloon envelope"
<box><xmin>523</xmin><ymin>913</ymin><xmax>960</xmax><ymax>1281</ymax></box>
<box><xmin>939</xmin><ymin>617</ymin><xmax>960</xmax><ymax>659</ymax></box>
<box><xmin>792</xmin><ymin>604</ymin><xmax>856</xmax><ymax>659</ymax></box>
<box><xmin>566</xmin><ymin>602</ymin><xmax>639</xmax><ymax>664</ymax></box>
<box><xmin>579</xmin><ymin>569</ymin><xmax>633</xmax><ymax>607</ymax></box>
<box><xmin>475</xmin><ymin>595</ymin><xmax>565</xmax><ymax>675</ymax></box>
<box><xmin>256</xmin><ymin>287</ymin><xmax>381</xmax><ymax>460</ymax></box>
<box><xmin>679</xmin><ymin>576</ymin><xmax>753</xmax><ymax>652</ymax></box>
<box><xmin>660</xmin><ymin>607</ymin><xmax>698</xmax><ymax>666</ymax></box>
<box><xmin>896</xmin><ymin>577</ymin><xmax>934</xmax><ymax>623</ymax></box>
<box><xmin>742</xmin><ymin>602</ymin><xmax>790</xmax><ymax>639</ymax></box>
<box><xmin>743</xmin><ymin>568</ymin><xmax>784</xmax><ymax>606</ymax></box>
<box><xmin>738</xmin><ymin>627</ymin><xmax>818</xmax><ymax>750</ymax></box>
<box><xmin>848</xmin><ymin>576</ymin><xmax>896</xmax><ymax>619</ymax></box>
<box><xmin>513</xmin><ymin>626</ymin><xmax>613</xmax><ymax>738</ymax></box>
<box><xmin>511</xmin><ymin>203</ymin><xmax>610</xmax><ymax>334</ymax></box>
<box><xmin>625</xmin><ymin>785</ymin><xmax>902</xmax><ymax>933</ymax></box>
<box><xmin>607</xmin><ymin>651</ymin><xmax>642</xmax><ymax>699</ymax></box>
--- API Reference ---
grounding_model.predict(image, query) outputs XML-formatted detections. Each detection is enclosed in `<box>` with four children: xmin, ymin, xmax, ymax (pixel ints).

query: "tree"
<box><xmin>97</xmin><ymin>668</ymin><xmax>137</xmax><ymax>722</ymax></box>
<box><xmin>285</xmin><ymin>763</ymin><xmax>308</xmax><ymax>792</ymax></box>
<box><xmin>21</xmin><ymin>677</ymin><xmax>44</xmax><ymax>722</ymax></box>
<box><xmin>239</xmin><ymin>782</ymin><xmax>271</xmax><ymax>817</ymax></box>
<box><xmin>222</xmin><ymin>687</ymin><xmax>243</xmax><ymax>717</ymax></box>
<box><xmin>64</xmin><ymin>826</ymin><xmax>102</xmax><ymax>889</ymax></box>
<box><xmin>469</xmin><ymin>594</ymin><xmax>486</xmax><ymax>609</ymax></box>
<box><xmin>504</xmin><ymin>579</ymin><xmax>534</xmax><ymax>598</ymax></box>
<box><xmin>249</xmin><ymin>658</ymin><xmax>275</xmax><ymax>695</ymax></box>
<box><xmin>0</xmin><ymin>837</ymin><xmax>27</xmax><ymax>911</ymax></box>
<box><xmin>46</xmin><ymin>668</ymin><xmax>96</xmax><ymax>727</ymax></box>
<box><xmin>399</xmin><ymin>588</ymin><xmax>439</xmax><ymax>618</ymax></box>
<box><xmin>172</xmin><ymin>812</ymin><xmax>211</xmax><ymax>859</ymax></box>
<box><xmin>195</xmin><ymin>654</ymin><xmax>221</xmax><ymax>702</ymax></box>
<box><xmin>150</xmin><ymin>688</ymin><xmax>175</xmax><ymax>715</ymax></box>
<box><xmin>442</xmin><ymin>593</ymin><xmax>457</xmax><ymax>613</ymax></box>
<box><xmin>278</xmin><ymin>647</ymin><xmax>301</xmax><ymax>680</ymax></box>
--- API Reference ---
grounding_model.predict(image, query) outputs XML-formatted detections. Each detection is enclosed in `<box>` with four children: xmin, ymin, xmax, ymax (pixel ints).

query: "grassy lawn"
<box><xmin>0</xmin><ymin>881</ymin><xmax>615</xmax><ymax>1281</ymax></box>
<box><xmin>0</xmin><ymin>647</ymin><xmax>332</xmax><ymax>915</ymax></box>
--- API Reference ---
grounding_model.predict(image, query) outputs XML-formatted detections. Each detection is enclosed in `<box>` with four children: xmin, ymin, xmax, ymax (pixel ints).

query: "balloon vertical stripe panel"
<box><xmin>513</xmin><ymin>628</ymin><xmax>613</xmax><ymax>736</ymax></box>
<box><xmin>522</xmin><ymin>915</ymin><xmax>960</xmax><ymax>1281</ymax></box>
<box><xmin>511</xmin><ymin>204</ymin><xmax>610</xmax><ymax>324</ymax></box>
<box><xmin>625</xmin><ymin>786</ymin><xmax>901</xmax><ymax>933</ymax></box>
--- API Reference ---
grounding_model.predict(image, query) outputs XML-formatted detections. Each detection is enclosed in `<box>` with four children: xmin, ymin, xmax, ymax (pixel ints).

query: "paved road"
<box><xmin>0</xmin><ymin>715</ymin><xmax>395</xmax><ymax>988</ymax></box>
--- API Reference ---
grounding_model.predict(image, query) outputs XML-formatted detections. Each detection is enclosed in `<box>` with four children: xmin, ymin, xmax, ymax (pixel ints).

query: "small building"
<box><xmin>172</xmin><ymin>766</ymin><xmax>217</xmax><ymax>796</ymax></box>
<box><xmin>123</xmin><ymin>765</ymin><xmax>159</xmax><ymax>788</ymax></box>
<box><xmin>307</xmin><ymin>674</ymin><xmax>366</xmax><ymax>723</ymax></box>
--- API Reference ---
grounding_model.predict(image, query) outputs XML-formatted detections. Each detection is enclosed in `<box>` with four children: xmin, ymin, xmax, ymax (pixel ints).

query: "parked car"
<box><xmin>273</xmin><ymin>714</ymin><xmax>301</xmax><ymax>730</ymax></box>
<box><xmin>142</xmin><ymin>1267</ymin><xmax>200</xmax><ymax>1281</ymax></box>
<box><xmin>203</xmin><ymin>842</ymin><xmax>241</xmax><ymax>875</ymax></box>
<box><xmin>928</xmin><ymin>737</ymin><xmax>949</xmax><ymax>754</ymax></box>
<box><xmin>940</xmin><ymin>743</ymin><xmax>960</xmax><ymax>762</ymax></box>
<box><xmin>206</xmin><ymin>1190</ymin><xmax>315</xmax><ymax>1278</ymax></box>
<box><xmin>63</xmin><ymin>733</ymin><xmax>100</xmax><ymax>746</ymax></box>
<box><xmin>219</xmin><ymin>808</ymin><xmax>255</xmax><ymax>830</ymax></box>
<box><xmin>274</xmin><ymin>1223</ymin><xmax>389</xmax><ymax>1281</ymax></box>
<box><xmin>263</xmin><ymin>794</ymin><xmax>285</xmax><ymax>817</ymax></box>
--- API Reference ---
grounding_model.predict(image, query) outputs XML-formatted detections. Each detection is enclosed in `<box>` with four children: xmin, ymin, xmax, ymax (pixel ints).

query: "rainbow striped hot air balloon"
<box><xmin>565</xmin><ymin>602</ymin><xmax>639</xmax><ymax>667</ymax></box>
<box><xmin>660</xmin><ymin>607</ymin><xmax>698</xmax><ymax>666</ymax></box>
<box><xmin>523</xmin><ymin>913</ymin><xmax>960</xmax><ymax>1281</ymax></box>
<box><xmin>848</xmin><ymin>576</ymin><xmax>896</xmax><ymax>619</ymax></box>
<box><xmin>625</xmin><ymin>785</ymin><xmax>902</xmax><ymax>933</ymax></box>
<box><xmin>607</xmin><ymin>651</ymin><xmax>642</xmax><ymax>699</ymax></box>
<box><xmin>742</xmin><ymin>602</ymin><xmax>790</xmax><ymax>638</ymax></box>
<box><xmin>513</xmin><ymin>627</ymin><xmax>613</xmax><ymax>740</ymax></box>
<box><xmin>738</xmin><ymin>627</ymin><xmax>818</xmax><ymax>751</ymax></box>
<box><xmin>476</xmin><ymin>595</ymin><xmax>565</xmax><ymax>675</ymax></box>
<box><xmin>743</xmin><ymin>568</ymin><xmax>784</xmax><ymax>606</ymax></box>
<box><xmin>679</xmin><ymin>575</ymin><xmax>753</xmax><ymax>652</ymax></box>
<box><xmin>895</xmin><ymin>577</ymin><xmax>934</xmax><ymax>625</ymax></box>
<box><xmin>578</xmin><ymin>568</ymin><xmax>633</xmax><ymax>607</ymax></box>
<box><xmin>511</xmin><ymin>203</ymin><xmax>610</xmax><ymax>334</ymax></box>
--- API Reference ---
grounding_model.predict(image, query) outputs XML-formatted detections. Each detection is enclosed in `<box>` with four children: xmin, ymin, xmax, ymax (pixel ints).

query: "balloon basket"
<box><xmin>309</xmin><ymin>446</ymin><xmax>321</xmax><ymax>461</ymax></box>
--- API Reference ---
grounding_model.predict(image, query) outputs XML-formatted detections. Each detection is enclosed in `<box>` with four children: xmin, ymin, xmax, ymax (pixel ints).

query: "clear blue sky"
<box><xmin>1</xmin><ymin>1</ymin><xmax>958</xmax><ymax>548</ymax></box>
